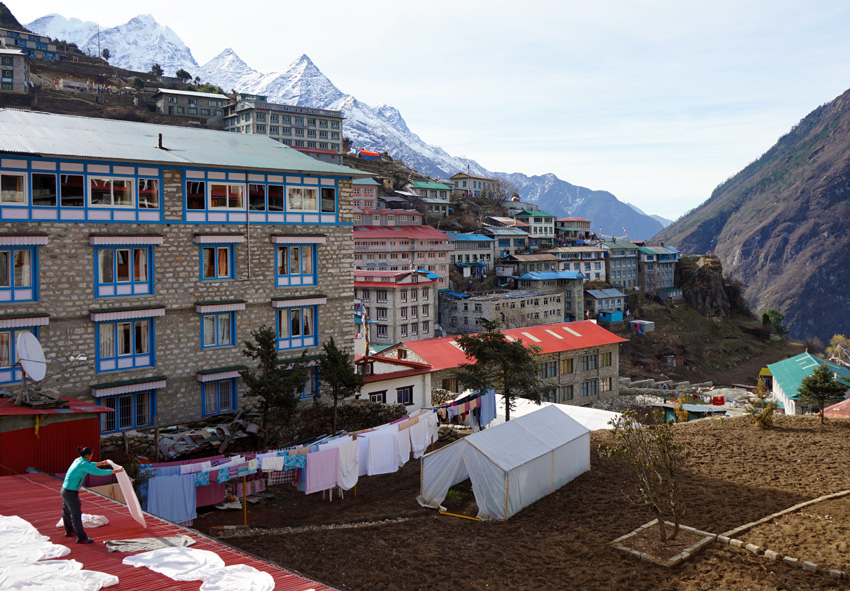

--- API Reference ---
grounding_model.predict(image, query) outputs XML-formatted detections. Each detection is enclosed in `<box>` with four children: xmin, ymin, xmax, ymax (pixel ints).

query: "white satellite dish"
<box><xmin>17</xmin><ymin>332</ymin><xmax>46</xmax><ymax>382</ymax></box>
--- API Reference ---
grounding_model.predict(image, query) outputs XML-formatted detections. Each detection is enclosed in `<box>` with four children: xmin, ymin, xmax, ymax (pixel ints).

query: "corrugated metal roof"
<box><xmin>408</xmin><ymin>181</ymin><xmax>452</xmax><ymax>190</ymax></box>
<box><xmin>403</xmin><ymin>321</ymin><xmax>627</xmax><ymax>371</ymax></box>
<box><xmin>0</xmin><ymin>472</ymin><xmax>337</xmax><ymax>591</ymax></box>
<box><xmin>0</xmin><ymin>397</ymin><xmax>111</xmax><ymax>416</ymax></box>
<box><xmin>825</xmin><ymin>398</ymin><xmax>850</xmax><ymax>418</ymax></box>
<box><xmin>154</xmin><ymin>88</ymin><xmax>229</xmax><ymax>100</ymax></box>
<box><xmin>353</xmin><ymin>225</ymin><xmax>450</xmax><ymax>240</ymax></box>
<box><xmin>482</xmin><ymin>227</ymin><xmax>529</xmax><ymax>236</ymax></box>
<box><xmin>514</xmin><ymin>210</ymin><xmax>555</xmax><ymax>218</ymax></box>
<box><xmin>586</xmin><ymin>288</ymin><xmax>627</xmax><ymax>299</ymax></box>
<box><xmin>444</xmin><ymin>233</ymin><xmax>494</xmax><ymax>242</ymax></box>
<box><xmin>0</xmin><ymin>109</ymin><xmax>369</xmax><ymax>177</ymax></box>
<box><xmin>516</xmin><ymin>270</ymin><xmax>584</xmax><ymax>281</ymax></box>
<box><xmin>767</xmin><ymin>352</ymin><xmax>850</xmax><ymax>400</ymax></box>
<box><xmin>352</xmin><ymin>178</ymin><xmax>380</xmax><ymax>185</ymax></box>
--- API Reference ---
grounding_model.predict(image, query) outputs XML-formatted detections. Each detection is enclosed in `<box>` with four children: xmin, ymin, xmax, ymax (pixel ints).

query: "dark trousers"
<box><xmin>61</xmin><ymin>487</ymin><xmax>87</xmax><ymax>542</ymax></box>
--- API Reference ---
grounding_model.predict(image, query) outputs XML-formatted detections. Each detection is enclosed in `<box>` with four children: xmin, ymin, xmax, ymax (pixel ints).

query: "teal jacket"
<box><xmin>62</xmin><ymin>457</ymin><xmax>113</xmax><ymax>491</ymax></box>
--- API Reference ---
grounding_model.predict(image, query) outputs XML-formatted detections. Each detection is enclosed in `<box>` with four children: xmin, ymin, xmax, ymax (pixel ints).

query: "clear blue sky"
<box><xmin>11</xmin><ymin>1</ymin><xmax>850</xmax><ymax>219</ymax></box>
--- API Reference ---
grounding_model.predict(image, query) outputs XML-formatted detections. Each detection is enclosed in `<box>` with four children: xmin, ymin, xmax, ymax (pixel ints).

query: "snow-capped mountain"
<box><xmin>26</xmin><ymin>11</ymin><xmax>664</xmax><ymax>240</ymax></box>
<box><xmin>27</xmin><ymin>14</ymin><xmax>199</xmax><ymax>76</ymax></box>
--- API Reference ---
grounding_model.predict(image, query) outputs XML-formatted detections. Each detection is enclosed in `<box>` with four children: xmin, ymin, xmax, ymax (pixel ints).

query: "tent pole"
<box><xmin>505</xmin><ymin>474</ymin><xmax>509</xmax><ymax>519</ymax></box>
<box><xmin>440</xmin><ymin>511</ymin><xmax>481</xmax><ymax>522</ymax></box>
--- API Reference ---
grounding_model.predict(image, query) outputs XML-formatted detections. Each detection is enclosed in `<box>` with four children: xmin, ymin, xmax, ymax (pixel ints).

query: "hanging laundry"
<box><xmin>305</xmin><ymin>447</ymin><xmax>339</xmax><ymax>494</ymax></box>
<box><xmin>194</xmin><ymin>471</ymin><xmax>210</xmax><ymax>487</ymax></box>
<box><xmin>146</xmin><ymin>474</ymin><xmax>196</xmax><ymax>524</ymax></box>
<box><xmin>410</xmin><ymin>420</ymin><xmax>430</xmax><ymax>459</ymax></box>
<box><xmin>396</xmin><ymin>428</ymin><xmax>412</xmax><ymax>468</ymax></box>
<box><xmin>337</xmin><ymin>440</ymin><xmax>359</xmax><ymax>491</ymax></box>
<box><xmin>367</xmin><ymin>433</ymin><xmax>399</xmax><ymax>476</ymax></box>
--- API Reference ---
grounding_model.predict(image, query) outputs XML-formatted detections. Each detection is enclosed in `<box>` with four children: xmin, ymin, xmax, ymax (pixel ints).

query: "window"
<box><xmin>410</xmin><ymin>306</ymin><xmax>418</xmax><ymax>319</ymax></box>
<box><xmin>409</xmin><ymin>289</ymin><xmax>417</xmax><ymax>302</ymax></box>
<box><xmin>276</xmin><ymin>306</ymin><xmax>318</xmax><ymax>350</ymax></box>
<box><xmin>268</xmin><ymin>185</ymin><xmax>284</xmax><ymax>211</ymax></box>
<box><xmin>370</xmin><ymin>391</ymin><xmax>386</xmax><ymax>404</ymax></box>
<box><xmin>376</xmin><ymin>325</ymin><xmax>387</xmax><ymax>338</ymax></box>
<box><xmin>376</xmin><ymin>308</ymin><xmax>387</xmax><ymax>321</ymax></box>
<box><xmin>422</xmin><ymin>304</ymin><xmax>429</xmax><ymax>317</ymax></box>
<box><xmin>286</xmin><ymin>187</ymin><xmax>318</xmax><ymax>211</ymax></box>
<box><xmin>186</xmin><ymin>181</ymin><xmax>206</xmax><ymax>210</ymax></box>
<box><xmin>400</xmin><ymin>324</ymin><xmax>407</xmax><ymax>338</ymax></box>
<box><xmin>600</xmin><ymin>351</ymin><xmax>613</xmax><ymax>367</ymax></box>
<box><xmin>202</xmin><ymin>312</ymin><xmax>234</xmax><ymax>348</ymax></box>
<box><xmin>96</xmin><ymin>319</ymin><xmax>154</xmax><ymax>373</ymax></box>
<box><xmin>248</xmin><ymin>184</ymin><xmax>266</xmax><ymax>210</ymax></box>
<box><xmin>0</xmin><ymin>328</ymin><xmax>38</xmax><ymax>384</ymax></box>
<box><xmin>422</xmin><ymin>288</ymin><xmax>429</xmax><ymax>300</ymax></box>
<box><xmin>89</xmin><ymin>178</ymin><xmax>133</xmax><ymax>207</ymax></box>
<box><xmin>397</xmin><ymin>386</ymin><xmax>413</xmax><ymax>406</ymax></box>
<box><xmin>321</xmin><ymin>187</ymin><xmax>336</xmax><ymax>213</ymax></box>
<box><xmin>422</xmin><ymin>320</ymin><xmax>429</xmax><ymax>334</ymax></box>
<box><xmin>101</xmin><ymin>390</ymin><xmax>155</xmax><ymax>433</ymax></box>
<box><xmin>410</xmin><ymin>323</ymin><xmax>418</xmax><ymax>336</ymax></box>
<box><xmin>581</xmin><ymin>380</ymin><xmax>598</xmax><ymax>397</ymax></box>
<box><xmin>560</xmin><ymin>384</ymin><xmax>574</xmax><ymax>401</ymax></box>
<box><xmin>400</xmin><ymin>289</ymin><xmax>407</xmax><ymax>303</ymax></box>
<box><xmin>31</xmin><ymin>173</ymin><xmax>56</xmax><ymax>206</ymax></box>
<box><xmin>137</xmin><ymin>179</ymin><xmax>159</xmax><ymax>208</ymax></box>
<box><xmin>276</xmin><ymin>245</ymin><xmax>316</xmax><ymax>286</ymax></box>
<box><xmin>0</xmin><ymin>248</ymin><xmax>36</xmax><ymax>302</ymax></box>
<box><xmin>209</xmin><ymin>183</ymin><xmax>245</xmax><ymax>209</ymax></box>
<box><xmin>580</xmin><ymin>354</ymin><xmax>598</xmax><ymax>371</ymax></box>
<box><xmin>376</xmin><ymin>290</ymin><xmax>387</xmax><ymax>303</ymax></box>
<box><xmin>203</xmin><ymin>379</ymin><xmax>236</xmax><ymax>416</ymax></box>
<box><xmin>94</xmin><ymin>247</ymin><xmax>153</xmax><ymax>297</ymax></box>
<box><xmin>201</xmin><ymin>245</ymin><xmax>234</xmax><ymax>280</ymax></box>
<box><xmin>361</xmin><ymin>289</ymin><xmax>370</xmax><ymax>302</ymax></box>
<box><xmin>600</xmin><ymin>377</ymin><xmax>613</xmax><ymax>393</ymax></box>
<box><xmin>0</xmin><ymin>172</ymin><xmax>26</xmax><ymax>204</ymax></box>
<box><xmin>539</xmin><ymin>360</ymin><xmax>557</xmax><ymax>378</ymax></box>
<box><xmin>543</xmin><ymin>387</ymin><xmax>557</xmax><ymax>403</ymax></box>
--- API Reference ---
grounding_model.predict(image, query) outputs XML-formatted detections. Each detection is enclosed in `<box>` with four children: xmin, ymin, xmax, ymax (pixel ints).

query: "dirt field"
<box><xmin>194</xmin><ymin>415</ymin><xmax>850</xmax><ymax>591</ymax></box>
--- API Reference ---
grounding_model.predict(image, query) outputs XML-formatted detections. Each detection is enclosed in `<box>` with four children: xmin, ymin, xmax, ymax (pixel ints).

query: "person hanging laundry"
<box><xmin>61</xmin><ymin>446</ymin><xmax>123</xmax><ymax>544</ymax></box>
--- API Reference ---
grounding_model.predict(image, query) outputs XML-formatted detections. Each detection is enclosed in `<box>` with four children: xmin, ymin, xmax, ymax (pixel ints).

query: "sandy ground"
<box><xmin>195</xmin><ymin>415</ymin><xmax>850</xmax><ymax>591</ymax></box>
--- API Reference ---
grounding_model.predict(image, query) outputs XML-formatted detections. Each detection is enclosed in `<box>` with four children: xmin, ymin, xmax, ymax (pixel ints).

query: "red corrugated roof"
<box><xmin>825</xmin><ymin>398</ymin><xmax>850</xmax><ymax>419</ymax></box>
<box><xmin>353</xmin><ymin>225</ymin><xmax>450</xmax><ymax>240</ymax></box>
<box><xmin>0</xmin><ymin>472</ymin><xmax>336</xmax><ymax>591</ymax></box>
<box><xmin>0</xmin><ymin>397</ymin><xmax>112</xmax><ymax>416</ymax></box>
<box><xmin>402</xmin><ymin>321</ymin><xmax>628</xmax><ymax>371</ymax></box>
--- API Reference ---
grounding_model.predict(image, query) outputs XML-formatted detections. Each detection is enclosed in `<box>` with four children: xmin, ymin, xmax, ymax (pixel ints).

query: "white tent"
<box><xmin>493</xmin><ymin>395</ymin><xmax>621</xmax><ymax>431</ymax></box>
<box><xmin>417</xmin><ymin>405</ymin><xmax>590</xmax><ymax>520</ymax></box>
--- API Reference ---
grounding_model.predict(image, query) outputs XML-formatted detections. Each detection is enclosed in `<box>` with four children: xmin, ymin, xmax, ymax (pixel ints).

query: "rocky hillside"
<box><xmin>656</xmin><ymin>87</ymin><xmax>850</xmax><ymax>342</ymax></box>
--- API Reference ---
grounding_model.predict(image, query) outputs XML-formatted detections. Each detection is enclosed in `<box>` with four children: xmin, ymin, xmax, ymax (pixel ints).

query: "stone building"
<box><xmin>354</xmin><ymin>269</ymin><xmax>438</xmax><ymax>344</ymax></box>
<box><xmin>379</xmin><ymin>320</ymin><xmax>627</xmax><ymax>406</ymax></box>
<box><xmin>600</xmin><ymin>240</ymin><xmax>639</xmax><ymax>291</ymax></box>
<box><xmin>638</xmin><ymin>245</ymin><xmax>680</xmax><ymax>294</ymax></box>
<box><xmin>543</xmin><ymin>245</ymin><xmax>607</xmax><ymax>282</ymax></box>
<box><xmin>154</xmin><ymin>88</ymin><xmax>228</xmax><ymax>120</ymax></box>
<box><xmin>0</xmin><ymin>109</ymin><xmax>363</xmax><ymax>433</ymax></box>
<box><xmin>353</xmin><ymin>224</ymin><xmax>451</xmax><ymax>289</ymax></box>
<box><xmin>0</xmin><ymin>48</ymin><xmax>29</xmax><ymax>94</ymax></box>
<box><xmin>403</xmin><ymin>180</ymin><xmax>453</xmax><ymax>217</ymax></box>
<box><xmin>554</xmin><ymin>217</ymin><xmax>592</xmax><ymax>244</ymax></box>
<box><xmin>439</xmin><ymin>290</ymin><xmax>564</xmax><ymax>334</ymax></box>
<box><xmin>445</xmin><ymin>232</ymin><xmax>496</xmax><ymax>271</ymax></box>
<box><xmin>0</xmin><ymin>28</ymin><xmax>57</xmax><ymax>60</ymax></box>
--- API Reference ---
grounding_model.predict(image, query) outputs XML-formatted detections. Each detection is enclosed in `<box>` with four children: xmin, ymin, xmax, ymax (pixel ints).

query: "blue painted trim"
<box><xmin>275</xmin><ymin>305</ymin><xmax>319</xmax><ymax>352</ymax></box>
<box><xmin>198</xmin><ymin>244</ymin><xmax>235</xmax><ymax>281</ymax></box>
<box><xmin>91</xmin><ymin>245</ymin><xmax>155</xmax><ymax>299</ymax></box>
<box><xmin>95</xmin><ymin>318</ymin><xmax>157</xmax><ymax>374</ymax></box>
<box><xmin>274</xmin><ymin>244</ymin><xmax>318</xmax><ymax>287</ymax></box>
<box><xmin>99</xmin><ymin>389</ymin><xmax>157</xmax><ymax>433</ymax></box>
<box><xmin>0</xmin><ymin>246</ymin><xmax>38</xmax><ymax>302</ymax></box>
<box><xmin>201</xmin><ymin>377</ymin><xmax>238</xmax><ymax>417</ymax></box>
<box><xmin>0</xmin><ymin>326</ymin><xmax>39</xmax><ymax>385</ymax></box>
<box><xmin>200</xmin><ymin>311</ymin><xmax>236</xmax><ymax>349</ymax></box>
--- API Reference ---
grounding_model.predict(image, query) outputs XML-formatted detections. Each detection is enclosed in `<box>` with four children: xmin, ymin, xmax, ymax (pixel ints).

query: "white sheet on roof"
<box><xmin>494</xmin><ymin>395</ymin><xmax>620</xmax><ymax>431</ymax></box>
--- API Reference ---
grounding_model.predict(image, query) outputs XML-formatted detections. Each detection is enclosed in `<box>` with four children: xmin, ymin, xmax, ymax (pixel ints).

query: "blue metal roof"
<box><xmin>443</xmin><ymin>291</ymin><xmax>471</xmax><ymax>299</ymax></box>
<box><xmin>516</xmin><ymin>270</ymin><xmax>584</xmax><ymax>281</ymax></box>
<box><xmin>484</xmin><ymin>227</ymin><xmax>529</xmax><ymax>236</ymax></box>
<box><xmin>586</xmin><ymin>288</ymin><xmax>627</xmax><ymax>299</ymax></box>
<box><xmin>445</xmin><ymin>233</ymin><xmax>495</xmax><ymax>242</ymax></box>
<box><xmin>415</xmin><ymin>269</ymin><xmax>442</xmax><ymax>280</ymax></box>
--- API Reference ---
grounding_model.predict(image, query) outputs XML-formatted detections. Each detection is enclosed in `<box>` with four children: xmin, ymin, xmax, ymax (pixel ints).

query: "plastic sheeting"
<box><xmin>417</xmin><ymin>405</ymin><xmax>590</xmax><ymax>520</ymax></box>
<box><xmin>493</xmin><ymin>395</ymin><xmax>621</xmax><ymax>431</ymax></box>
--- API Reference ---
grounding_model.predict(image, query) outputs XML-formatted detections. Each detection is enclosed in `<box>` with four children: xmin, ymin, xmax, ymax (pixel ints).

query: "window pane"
<box><xmin>290</xmin><ymin>247</ymin><xmax>299</xmax><ymax>275</ymax></box>
<box><xmin>290</xmin><ymin>309</ymin><xmax>301</xmax><ymax>336</ymax></box>
<box><xmin>210</xmin><ymin>184</ymin><xmax>227</xmax><ymax>208</ymax></box>
<box><xmin>321</xmin><ymin>187</ymin><xmax>335</xmax><ymax>213</ymax></box>
<box><xmin>112</xmin><ymin>180</ymin><xmax>132</xmax><ymax>206</ymax></box>
<box><xmin>135</xmin><ymin>320</ymin><xmax>149</xmax><ymax>354</ymax></box>
<box><xmin>248</xmin><ymin>184</ymin><xmax>265</xmax><ymax>210</ymax></box>
<box><xmin>218</xmin><ymin>313</ymin><xmax>232</xmax><ymax>345</ymax></box>
<box><xmin>217</xmin><ymin>247</ymin><xmax>229</xmax><ymax>277</ymax></box>
<box><xmin>60</xmin><ymin>174</ymin><xmax>84</xmax><ymax>207</ymax></box>
<box><xmin>204</xmin><ymin>383</ymin><xmax>217</xmax><ymax>414</ymax></box>
<box><xmin>268</xmin><ymin>185</ymin><xmax>284</xmax><ymax>211</ymax></box>
<box><xmin>187</xmin><ymin>181</ymin><xmax>205</xmax><ymax>210</ymax></box>
<box><xmin>219</xmin><ymin>380</ymin><xmax>232</xmax><ymax>412</ymax></box>
<box><xmin>32</xmin><ymin>173</ymin><xmax>57</xmax><ymax>206</ymax></box>
<box><xmin>0</xmin><ymin>251</ymin><xmax>7</xmax><ymax>287</ymax></box>
<box><xmin>98</xmin><ymin>250</ymin><xmax>113</xmax><ymax>284</ymax></box>
<box><xmin>116</xmin><ymin>249</ymin><xmax>130</xmax><ymax>282</ymax></box>
<box><xmin>303</xmin><ymin>188</ymin><xmax>318</xmax><ymax>210</ymax></box>
<box><xmin>103</xmin><ymin>397</ymin><xmax>116</xmax><ymax>432</ymax></box>
<box><xmin>278</xmin><ymin>310</ymin><xmax>289</xmax><ymax>338</ymax></box>
<box><xmin>302</xmin><ymin>247</ymin><xmax>313</xmax><ymax>274</ymax></box>
<box><xmin>303</xmin><ymin>308</ymin><xmax>314</xmax><ymax>336</ymax></box>
<box><xmin>13</xmin><ymin>250</ymin><xmax>30</xmax><ymax>287</ymax></box>
<box><xmin>228</xmin><ymin>185</ymin><xmax>244</xmax><ymax>209</ymax></box>
<box><xmin>203</xmin><ymin>315</ymin><xmax>216</xmax><ymax>346</ymax></box>
<box><xmin>277</xmin><ymin>247</ymin><xmax>288</xmax><ymax>275</ymax></box>
<box><xmin>134</xmin><ymin>249</ymin><xmax>148</xmax><ymax>282</ymax></box>
<box><xmin>287</xmin><ymin>187</ymin><xmax>303</xmax><ymax>210</ymax></box>
<box><xmin>138</xmin><ymin>179</ymin><xmax>159</xmax><ymax>209</ymax></box>
<box><xmin>100</xmin><ymin>325</ymin><xmax>114</xmax><ymax>358</ymax></box>
<box><xmin>0</xmin><ymin>174</ymin><xmax>24</xmax><ymax>203</ymax></box>
<box><xmin>116</xmin><ymin>322</ymin><xmax>131</xmax><ymax>355</ymax></box>
<box><xmin>90</xmin><ymin>178</ymin><xmax>111</xmax><ymax>205</ymax></box>
<box><xmin>118</xmin><ymin>395</ymin><xmax>133</xmax><ymax>428</ymax></box>
<box><xmin>0</xmin><ymin>332</ymin><xmax>10</xmax><ymax>368</ymax></box>
<box><xmin>203</xmin><ymin>248</ymin><xmax>215</xmax><ymax>278</ymax></box>
<box><xmin>136</xmin><ymin>391</ymin><xmax>150</xmax><ymax>425</ymax></box>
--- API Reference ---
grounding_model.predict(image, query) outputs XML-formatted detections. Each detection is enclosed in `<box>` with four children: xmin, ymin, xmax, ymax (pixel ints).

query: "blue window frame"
<box><xmin>94</xmin><ymin>246</ymin><xmax>153</xmax><ymax>298</ymax></box>
<box><xmin>201</xmin><ymin>312</ymin><xmax>235</xmax><ymax>348</ymax></box>
<box><xmin>276</xmin><ymin>306</ymin><xmax>317</xmax><ymax>350</ymax></box>
<box><xmin>275</xmin><ymin>245</ymin><xmax>316</xmax><ymax>287</ymax></box>
<box><xmin>96</xmin><ymin>319</ymin><xmax>155</xmax><ymax>373</ymax></box>
<box><xmin>101</xmin><ymin>390</ymin><xmax>156</xmax><ymax>433</ymax></box>
<box><xmin>0</xmin><ymin>327</ymin><xmax>39</xmax><ymax>384</ymax></box>
<box><xmin>202</xmin><ymin>379</ymin><xmax>237</xmax><ymax>416</ymax></box>
<box><xmin>200</xmin><ymin>245</ymin><xmax>234</xmax><ymax>280</ymax></box>
<box><xmin>300</xmin><ymin>367</ymin><xmax>318</xmax><ymax>399</ymax></box>
<box><xmin>0</xmin><ymin>247</ymin><xmax>37</xmax><ymax>302</ymax></box>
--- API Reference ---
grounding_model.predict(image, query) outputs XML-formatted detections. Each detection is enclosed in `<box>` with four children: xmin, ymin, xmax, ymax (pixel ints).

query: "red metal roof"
<box><xmin>0</xmin><ymin>472</ymin><xmax>336</xmax><ymax>591</ymax></box>
<box><xmin>353</xmin><ymin>225</ymin><xmax>450</xmax><ymax>240</ymax></box>
<box><xmin>557</xmin><ymin>217</ymin><xmax>590</xmax><ymax>222</ymax></box>
<box><xmin>402</xmin><ymin>321</ymin><xmax>628</xmax><ymax>371</ymax></box>
<box><xmin>825</xmin><ymin>398</ymin><xmax>850</xmax><ymax>419</ymax></box>
<box><xmin>0</xmin><ymin>396</ymin><xmax>112</xmax><ymax>416</ymax></box>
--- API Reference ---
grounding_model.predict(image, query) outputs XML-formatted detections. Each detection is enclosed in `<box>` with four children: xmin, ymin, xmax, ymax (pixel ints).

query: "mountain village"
<box><xmin>2</xmin><ymin>5</ymin><xmax>850</xmax><ymax>591</ymax></box>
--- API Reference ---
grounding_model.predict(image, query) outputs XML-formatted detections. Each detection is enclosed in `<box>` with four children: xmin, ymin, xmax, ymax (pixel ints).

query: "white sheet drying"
<box><xmin>56</xmin><ymin>514</ymin><xmax>109</xmax><ymax>530</ymax></box>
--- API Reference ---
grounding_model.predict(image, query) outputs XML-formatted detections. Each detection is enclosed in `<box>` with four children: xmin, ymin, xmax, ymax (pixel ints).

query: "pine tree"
<box><xmin>316</xmin><ymin>336</ymin><xmax>364</xmax><ymax>433</ymax></box>
<box><xmin>797</xmin><ymin>362</ymin><xmax>847</xmax><ymax>424</ymax></box>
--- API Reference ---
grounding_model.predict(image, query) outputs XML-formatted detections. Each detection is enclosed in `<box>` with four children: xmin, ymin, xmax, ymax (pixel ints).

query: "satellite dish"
<box><xmin>17</xmin><ymin>332</ymin><xmax>46</xmax><ymax>382</ymax></box>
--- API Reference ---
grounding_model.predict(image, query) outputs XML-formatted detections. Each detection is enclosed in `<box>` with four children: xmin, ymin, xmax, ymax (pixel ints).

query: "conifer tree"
<box><xmin>317</xmin><ymin>336</ymin><xmax>364</xmax><ymax>432</ymax></box>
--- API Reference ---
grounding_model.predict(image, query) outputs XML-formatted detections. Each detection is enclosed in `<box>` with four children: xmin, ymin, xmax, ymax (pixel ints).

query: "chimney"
<box><xmin>158</xmin><ymin>133</ymin><xmax>163</xmax><ymax>149</ymax></box>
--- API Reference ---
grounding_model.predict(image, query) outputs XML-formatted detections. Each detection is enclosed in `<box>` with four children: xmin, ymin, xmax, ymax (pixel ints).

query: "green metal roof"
<box><xmin>409</xmin><ymin>181</ymin><xmax>453</xmax><ymax>190</ymax></box>
<box><xmin>515</xmin><ymin>210</ymin><xmax>555</xmax><ymax>218</ymax></box>
<box><xmin>766</xmin><ymin>352</ymin><xmax>850</xmax><ymax>400</ymax></box>
<box><xmin>91</xmin><ymin>375</ymin><xmax>168</xmax><ymax>390</ymax></box>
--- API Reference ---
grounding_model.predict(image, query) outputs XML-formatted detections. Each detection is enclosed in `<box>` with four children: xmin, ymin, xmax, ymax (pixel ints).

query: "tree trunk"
<box><xmin>333</xmin><ymin>392</ymin><xmax>338</xmax><ymax>433</ymax></box>
<box><xmin>653</xmin><ymin>509</ymin><xmax>667</xmax><ymax>542</ymax></box>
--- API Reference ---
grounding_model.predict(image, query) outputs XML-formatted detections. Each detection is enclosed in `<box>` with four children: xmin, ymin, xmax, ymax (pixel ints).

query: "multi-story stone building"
<box><xmin>483</xmin><ymin>226</ymin><xmax>529</xmax><ymax>258</ymax></box>
<box><xmin>222</xmin><ymin>97</ymin><xmax>344</xmax><ymax>164</ymax></box>
<box><xmin>496</xmin><ymin>254</ymin><xmax>559</xmax><ymax>279</ymax></box>
<box><xmin>353</xmin><ymin>224</ymin><xmax>451</xmax><ymax>289</ymax></box>
<box><xmin>543</xmin><ymin>246</ymin><xmax>607</xmax><ymax>281</ymax></box>
<box><xmin>351</xmin><ymin>178</ymin><xmax>381</xmax><ymax>208</ymax></box>
<box><xmin>154</xmin><ymin>89</ymin><xmax>228</xmax><ymax>119</ymax></box>
<box><xmin>0</xmin><ymin>27</ymin><xmax>57</xmax><ymax>60</ymax></box>
<box><xmin>450</xmin><ymin>172</ymin><xmax>496</xmax><ymax>197</ymax></box>
<box><xmin>380</xmin><ymin>321</ymin><xmax>628</xmax><ymax>406</ymax></box>
<box><xmin>0</xmin><ymin>48</ymin><xmax>29</xmax><ymax>94</ymax></box>
<box><xmin>353</xmin><ymin>207</ymin><xmax>422</xmax><ymax>228</ymax></box>
<box><xmin>513</xmin><ymin>271</ymin><xmax>585</xmax><ymax>321</ymax></box>
<box><xmin>638</xmin><ymin>246</ymin><xmax>680</xmax><ymax>294</ymax></box>
<box><xmin>585</xmin><ymin>288</ymin><xmax>627</xmax><ymax>320</ymax></box>
<box><xmin>354</xmin><ymin>269</ymin><xmax>438</xmax><ymax>344</ymax></box>
<box><xmin>600</xmin><ymin>240</ymin><xmax>640</xmax><ymax>291</ymax></box>
<box><xmin>0</xmin><ymin>109</ymin><xmax>362</xmax><ymax>432</ymax></box>
<box><xmin>445</xmin><ymin>232</ymin><xmax>496</xmax><ymax>271</ymax></box>
<box><xmin>403</xmin><ymin>180</ymin><xmax>453</xmax><ymax>217</ymax></box>
<box><xmin>439</xmin><ymin>290</ymin><xmax>564</xmax><ymax>334</ymax></box>
<box><xmin>514</xmin><ymin>210</ymin><xmax>556</xmax><ymax>240</ymax></box>
<box><xmin>555</xmin><ymin>217</ymin><xmax>592</xmax><ymax>244</ymax></box>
